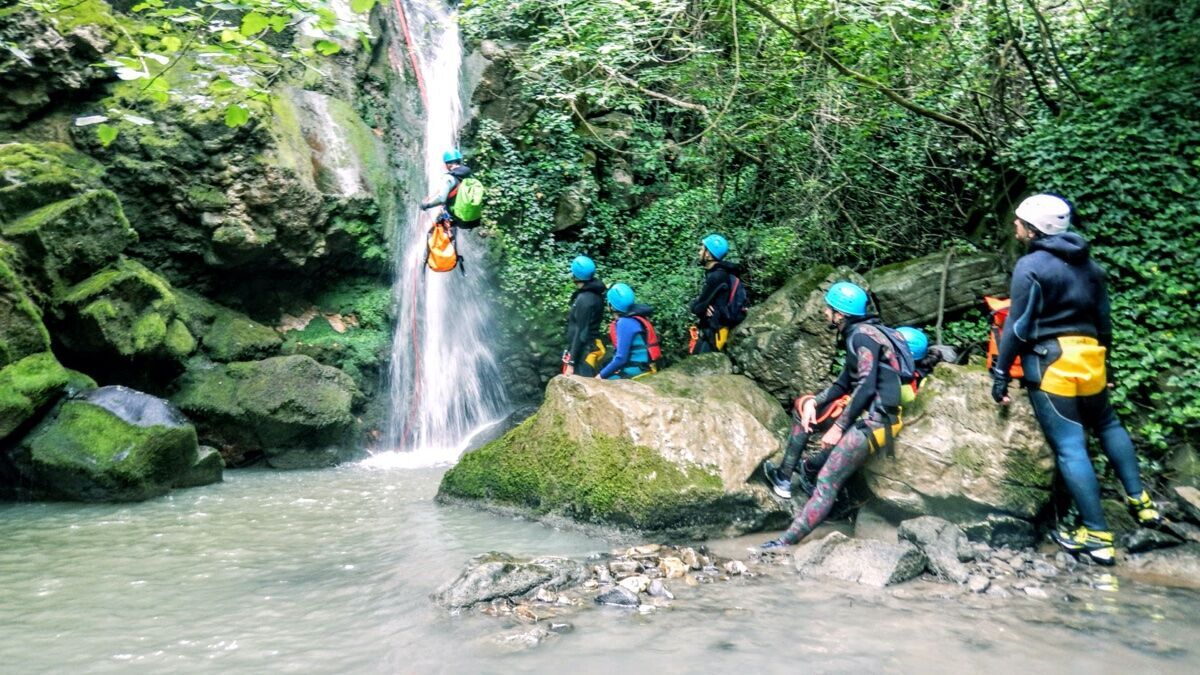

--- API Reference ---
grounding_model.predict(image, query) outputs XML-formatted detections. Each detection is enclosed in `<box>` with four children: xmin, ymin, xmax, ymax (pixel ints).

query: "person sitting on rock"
<box><xmin>991</xmin><ymin>193</ymin><xmax>1162</xmax><ymax>566</ymax></box>
<box><xmin>563</xmin><ymin>255</ymin><xmax>607</xmax><ymax>377</ymax></box>
<box><xmin>419</xmin><ymin>148</ymin><xmax>480</xmax><ymax>229</ymax></box>
<box><xmin>760</xmin><ymin>281</ymin><xmax>904</xmax><ymax>549</ymax></box>
<box><xmin>596</xmin><ymin>283</ymin><xmax>660</xmax><ymax>380</ymax></box>
<box><xmin>689</xmin><ymin>234</ymin><xmax>745</xmax><ymax>354</ymax></box>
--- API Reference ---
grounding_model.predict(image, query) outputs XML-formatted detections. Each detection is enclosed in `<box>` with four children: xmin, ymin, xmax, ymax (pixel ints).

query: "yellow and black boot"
<box><xmin>1051</xmin><ymin>526</ymin><xmax>1116</xmax><ymax>566</ymax></box>
<box><xmin>1127</xmin><ymin>491</ymin><xmax>1164</xmax><ymax>528</ymax></box>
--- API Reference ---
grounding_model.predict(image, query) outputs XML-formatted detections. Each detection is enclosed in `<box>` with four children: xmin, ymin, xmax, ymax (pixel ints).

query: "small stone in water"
<box><xmin>648</xmin><ymin>579</ymin><xmax>674</xmax><ymax>599</ymax></box>
<box><xmin>967</xmin><ymin>574</ymin><xmax>991</xmax><ymax>593</ymax></box>
<box><xmin>548</xmin><ymin>622</ymin><xmax>574</xmax><ymax>635</ymax></box>
<box><xmin>583</xmin><ymin>579</ymin><xmax>599</xmax><ymax>589</ymax></box>
<box><xmin>593</xmin><ymin>565</ymin><xmax>613</xmax><ymax>584</ymax></box>
<box><xmin>595</xmin><ymin>585</ymin><xmax>639</xmax><ymax>607</ymax></box>
<box><xmin>1032</xmin><ymin>560</ymin><xmax>1059</xmax><ymax>578</ymax></box>
<box><xmin>619</xmin><ymin>575</ymin><xmax>650</xmax><ymax>594</ymax></box>
<box><xmin>534</xmin><ymin>588</ymin><xmax>557</xmax><ymax>603</ymax></box>
<box><xmin>659</xmin><ymin>557</ymin><xmax>688</xmax><ymax>579</ymax></box>
<box><xmin>608</xmin><ymin>560</ymin><xmax>640</xmax><ymax>577</ymax></box>
<box><xmin>684</xmin><ymin>574</ymin><xmax>699</xmax><ymax>587</ymax></box>
<box><xmin>679</xmin><ymin>547</ymin><xmax>701</xmax><ymax>570</ymax></box>
<box><xmin>514</xmin><ymin>605</ymin><xmax>539</xmax><ymax>624</ymax></box>
<box><xmin>724</xmin><ymin>560</ymin><xmax>749</xmax><ymax>576</ymax></box>
<box><xmin>1024</xmin><ymin>586</ymin><xmax>1049</xmax><ymax>600</ymax></box>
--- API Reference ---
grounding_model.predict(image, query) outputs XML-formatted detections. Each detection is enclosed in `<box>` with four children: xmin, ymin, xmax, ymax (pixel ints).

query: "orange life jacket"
<box><xmin>985</xmin><ymin>295</ymin><xmax>1024</xmax><ymax>379</ymax></box>
<box><xmin>607</xmin><ymin>315</ymin><xmax>662</xmax><ymax>365</ymax></box>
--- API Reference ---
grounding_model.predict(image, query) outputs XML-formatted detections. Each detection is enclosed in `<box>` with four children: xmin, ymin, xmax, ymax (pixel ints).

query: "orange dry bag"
<box><xmin>426</xmin><ymin>222</ymin><xmax>461</xmax><ymax>273</ymax></box>
<box><xmin>984</xmin><ymin>295</ymin><xmax>1023</xmax><ymax>379</ymax></box>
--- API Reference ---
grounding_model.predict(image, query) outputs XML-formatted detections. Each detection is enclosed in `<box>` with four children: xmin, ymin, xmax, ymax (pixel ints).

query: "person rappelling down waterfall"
<box><xmin>420</xmin><ymin>148</ymin><xmax>484</xmax><ymax>229</ymax></box>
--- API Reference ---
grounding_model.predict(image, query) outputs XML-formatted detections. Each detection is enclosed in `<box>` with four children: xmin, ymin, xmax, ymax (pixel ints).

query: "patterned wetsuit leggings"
<box><xmin>779</xmin><ymin>424</ymin><xmax>874</xmax><ymax>545</ymax></box>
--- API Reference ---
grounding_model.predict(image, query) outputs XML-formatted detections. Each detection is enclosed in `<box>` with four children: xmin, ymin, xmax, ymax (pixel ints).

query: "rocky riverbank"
<box><xmin>433</xmin><ymin>511</ymin><xmax>1200</xmax><ymax>652</ymax></box>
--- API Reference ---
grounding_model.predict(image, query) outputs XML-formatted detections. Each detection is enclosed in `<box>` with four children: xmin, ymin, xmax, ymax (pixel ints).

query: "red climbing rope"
<box><xmin>391</xmin><ymin>0</ymin><xmax>429</xmax><ymax>108</ymax></box>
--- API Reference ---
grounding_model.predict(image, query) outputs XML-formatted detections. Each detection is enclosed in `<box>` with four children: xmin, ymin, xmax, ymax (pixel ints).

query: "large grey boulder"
<box><xmin>898</xmin><ymin>516</ymin><xmax>973</xmax><ymax>584</ymax></box>
<box><xmin>793</xmin><ymin>531</ymin><xmax>928</xmax><ymax>588</ymax></box>
<box><xmin>9</xmin><ymin>386</ymin><xmax>218</xmax><ymax>501</ymax></box>
<box><xmin>728</xmin><ymin>266</ymin><xmax>861</xmax><ymax>404</ymax></box>
<box><xmin>440</xmin><ymin>354</ymin><xmax>789</xmax><ymax>536</ymax></box>
<box><xmin>863</xmin><ymin>363</ymin><xmax>1054</xmax><ymax>522</ymax></box>
<box><xmin>864</xmin><ymin>251</ymin><xmax>1009</xmax><ymax>327</ymax></box>
<box><xmin>431</xmin><ymin>552</ymin><xmax>588</xmax><ymax>610</ymax></box>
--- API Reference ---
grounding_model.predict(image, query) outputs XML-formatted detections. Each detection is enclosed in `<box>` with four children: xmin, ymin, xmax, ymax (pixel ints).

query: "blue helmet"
<box><xmin>702</xmin><ymin>234</ymin><xmax>729</xmax><ymax>260</ymax></box>
<box><xmin>607</xmin><ymin>283</ymin><xmax>635</xmax><ymax>313</ymax></box>
<box><xmin>897</xmin><ymin>326</ymin><xmax>929</xmax><ymax>361</ymax></box>
<box><xmin>442</xmin><ymin>148</ymin><xmax>463</xmax><ymax>163</ymax></box>
<box><xmin>570</xmin><ymin>255</ymin><xmax>596</xmax><ymax>281</ymax></box>
<box><xmin>824</xmin><ymin>281</ymin><xmax>869</xmax><ymax>317</ymax></box>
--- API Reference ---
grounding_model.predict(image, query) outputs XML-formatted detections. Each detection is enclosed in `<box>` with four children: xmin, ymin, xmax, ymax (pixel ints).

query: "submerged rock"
<box><xmin>793</xmin><ymin>531</ymin><xmax>928</xmax><ymax>588</ymax></box>
<box><xmin>172</xmin><ymin>355</ymin><xmax>362</xmax><ymax>468</ymax></box>
<box><xmin>1125</xmin><ymin>544</ymin><xmax>1200</xmax><ymax>589</ymax></box>
<box><xmin>438</xmin><ymin>354</ymin><xmax>789</xmax><ymax>536</ymax></box>
<box><xmin>864</xmin><ymin>364</ymin><xmax>1054</xmax><ymax>522</ymax></box>
<box><xmin>727</xmin><ymin>266</ymin><xmax>849</xmax><ymax>404</ymax></box>
<box><xmin>961</xmin><ymin>514</ymin><xmax>1038</xmax><ymax>550</ymax></box>
<box><xmin>432</xmin><ymin>552</ymin><xmax>587</xmax><ymax>610</ymax></box>
<box><xmin>898</xmin><ymin>516</ymin><xmax>972</xmax><ymax>584</ymax></box>
<box><xmin>9</xmin><ymin>388</ymin><xmax>214</xmax><ymax>501</ymax></box>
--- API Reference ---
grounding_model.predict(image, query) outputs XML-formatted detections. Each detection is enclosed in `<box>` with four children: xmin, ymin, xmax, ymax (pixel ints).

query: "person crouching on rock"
<box><xmin>760</xmin><ymin>281</ymin><xmax>904</xmax><ymax>549</ymax></box>
<box><xmin>991</xmin><ymin>193</ymin><xmax>1162</xmax><ymax>567</ymax></box>
<box><xmin>563</xmin><ymin>255</ymin><xmax>607</xmax><ymax>377</ymax></box>
<box><xmin>596</xmin><ymin>283</ymin><xmax>660</xmax><ymax>380</ymax></box>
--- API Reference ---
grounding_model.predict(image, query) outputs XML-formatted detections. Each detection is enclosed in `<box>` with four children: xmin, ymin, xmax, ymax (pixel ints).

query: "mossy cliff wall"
<box><xmin>0</xmin><ymin>1</ymin><xmax>419</xmax><ymax>476</ymax></box>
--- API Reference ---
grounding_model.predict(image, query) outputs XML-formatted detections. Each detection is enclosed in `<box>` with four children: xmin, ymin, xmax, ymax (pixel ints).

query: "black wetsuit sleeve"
<box><xmin>690</xmin><ymin>269</ymin><xmax>729</xmax><ymax>319</ymax></box>
<box><xmin>1094</xmin><ymin>264</ymin><xmax>1113</xmax><ymax>349</ymax></box>
<box><xmin>568</xmin><ymin>293</ymin><xmax>601</xmax><ymax>365</ymax></box>
<box><xmin>834</xmin><ymin>332</ymin><xmax>882</xmax><ymax>430</ymax></box>
<box><xmin>996</xmin><ymin>258</ymin><xmax>1039</xmax><ymax>378</ymax></box>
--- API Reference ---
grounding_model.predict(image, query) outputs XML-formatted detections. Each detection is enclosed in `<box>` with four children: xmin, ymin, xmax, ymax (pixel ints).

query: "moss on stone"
<box><xmin>15</xmin><ymin>399</ymin><xmax>197</xmax><ymax>502</ymax></box>
<box><xmin>0</xmin><ymin>351</ymin><xmax>70</xmax><ymax>441</ymax></box>
<box><xmin>0</xmin><ymin>253</ymin><xmax>50</xmax><ymax>368</ymax></box>
<box><xmin>1000</xmin><ymin>448</ymin><xmax>1054</xmax><ymax>515</ymax></box>
<box><xmin>203</xmin><ymin>312</ymin><xmax>281</xmax><ymax>362</ymax></box>
<box><xmin>280</xmin><ymin>277</ymin><xmax>391</xmax><ymax>390</ymax></box>
<box><xmin>0</xmin><ymin>142</ymin><xmax>105</xmax><ymax>220</ymax></box>
<box><xmin>3</xmin><ymin>190</ymin><xmax>137</xmax><ymax>293</ymax></box>
<box><xmin>439</xmin><ymin>413</ymin><xmax>734</xmax><ymax>531</ymax></box>
<box><xmin>58</xmin><ymin>258</ymin><xmax>196</xmax><ymax>360</ymax></box>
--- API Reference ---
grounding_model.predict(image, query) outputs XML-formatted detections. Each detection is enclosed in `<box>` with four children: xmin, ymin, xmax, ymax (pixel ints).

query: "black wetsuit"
<box><xmin>565</xmin><ymin>278</ymin><xmax>607</xmax><ymax>376</ymax></box>
<box><xmin>690</xmin><ymin>260</ymin><xmax>740</xmax><ymax>352</ymax></box>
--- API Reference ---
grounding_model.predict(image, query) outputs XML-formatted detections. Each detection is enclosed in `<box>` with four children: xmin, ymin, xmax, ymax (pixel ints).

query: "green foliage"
<box><xmin>1009</xmin><ymin>2</ymin><xmax>1200</xmax><ymax>455</ymax></box>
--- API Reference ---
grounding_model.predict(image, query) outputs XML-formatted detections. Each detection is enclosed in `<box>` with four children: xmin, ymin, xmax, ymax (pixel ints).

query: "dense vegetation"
<box><xmin>458</xmin><ymin>0</ymin><xmax>1198</xmax><ymax>463</ymax></box>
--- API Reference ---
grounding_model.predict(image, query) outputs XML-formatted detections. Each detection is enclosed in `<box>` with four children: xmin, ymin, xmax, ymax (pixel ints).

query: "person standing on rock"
<box><xmin>760</xmin><ymin>281</ymin><xmax>904</xmax><ymax>549</ymax></box>
<box><xmin>991</xmin><ymin>193</ymin><xmax>1162</xmax><ymax>566</ymax></box>
<box><xmin>420</xmin><ymin>148</ymin><xmax>482</xmax><ymax>229</ymax></box>
<box><xmin>688</xmin><ymin>234</ymin><xmax>747</xmax><ymax>354</ymax></box>
<box><xmin>563</xmin><ymin>256</ymin><xmax>607</xmax><ymax>377</ymax></box>
<box><xmin>596</xmin><ymin>283</ymin><xmax>660</xmax><ymax>380</ymax></box>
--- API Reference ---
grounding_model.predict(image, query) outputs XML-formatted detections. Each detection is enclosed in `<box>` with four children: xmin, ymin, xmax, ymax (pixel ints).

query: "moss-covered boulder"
<box><xmin>0</xmin><ymin>248</ymin><xmax>50</xmax><ymax>366</ymax></box>
<box><xmin>55</xmin><ymin>258</ymin><xmax>196</xmax><ymax>361</ymax></box>
<box><xmin>0</xmin><ymin>142</ymin><xmax>106</xmax><ymax>221</ymax></box>
<box><xmin>171</xmin><ymin>355</ymin><xmax>362</xmax><ymax>469</ymax></box>
<box><xmin>175</xmin><ymin>289</ymin><xmax>281</xmax><ymax>362</ymax></box>
<box><xmin>728</xmin><ymin>265</ymin><xmax>857</xmax><ymax>404</ymax></box>
<box><xmin>862</xmin><ymin>363</ymin><xmax>1054</xmax><ymax>522</ymax></box>
<box><xmin>9</xmin><ymin>386</ymin><xmax>209</xmax><ymax>501</ymax></box>
<box><xmin>0</xmin><ymin>352</ymin><xmax>70</xmax><ymax>441</ymax></box>
<box><xmin>439</xmin><ymin>354</ymin><xmax>790</xmax><ymax>537</ymax></box>
<box><xmin>864</xmin><ymin>251</ymin><xmax>1009</xmax><ymax>327</ymax></box>
<box><xmin>278</xmin><ymin>277</ymin><xmax>391</xmax><ymax>392</ymax></box>
<box><xmin>2</xmin><ymin>189</ymin><xmax>137</xmax><ymax>294</ymax></box>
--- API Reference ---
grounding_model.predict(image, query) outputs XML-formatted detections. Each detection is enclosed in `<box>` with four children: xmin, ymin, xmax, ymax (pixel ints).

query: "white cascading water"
<box><xmin>374</xmin><ymin>0</ymin><xmax>508</xmax><ymax>466</ymax></box>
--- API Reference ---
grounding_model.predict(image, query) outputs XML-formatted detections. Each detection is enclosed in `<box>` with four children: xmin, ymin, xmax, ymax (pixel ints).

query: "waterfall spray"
<box><xmin>378</xmin><ymin>0</ymin><xmax>509</xmax><ymax>464</ymax></box>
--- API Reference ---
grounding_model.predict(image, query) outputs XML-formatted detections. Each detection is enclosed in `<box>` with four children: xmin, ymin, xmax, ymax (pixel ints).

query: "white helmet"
<box><xmin>1015</xmin><ymin>194</ymin><xmax>1071</xmax><ymax>235</ymax></box>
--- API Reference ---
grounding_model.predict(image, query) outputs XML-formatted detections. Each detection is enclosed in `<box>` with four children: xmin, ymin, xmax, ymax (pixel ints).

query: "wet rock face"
<box><xmin>863</xmin><ymin>252</ymin><xmax>1009</xmax><ymax>327</ymax></box>
<box><xmin>792</xmin><ymin>531</ymin><xmax>928</xmax><ymax>588</ymax></box>
<box><xmin>171</xmin><ymin>355</ymin><xmax>362</xmax><ymax>468</ymax></box>
<box><xmin>9</xmin><ymin>391</ymin><xmax>218</xmax><ymax>501</ymax></box>
<box><xmin>0</xmin><ymin>8</ymin><xmax>112</xmax><ymax>128</ymax></box>
<box><xmin>863</xmin><ymin>364</ymin><xmax>1054</xmax><ymax>521</ymax></box>
<box><xmin>726</xmin><ymin>266</ymin><xmax>853</xmax><ymax>404</ymax></box>
<box><xmin>439</xmin><ymin>354</ymin><xmax>790</xmax><ymax>536</ymax></box>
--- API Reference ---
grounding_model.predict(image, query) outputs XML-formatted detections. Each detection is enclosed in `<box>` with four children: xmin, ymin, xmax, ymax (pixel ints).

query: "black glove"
<box><xmin>990</xmin><ymin>368</ymin><xmax>1010</xmax><ymax>403</ymax></box>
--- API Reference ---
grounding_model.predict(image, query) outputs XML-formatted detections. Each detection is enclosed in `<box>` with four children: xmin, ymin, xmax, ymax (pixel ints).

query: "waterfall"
<box><xmin>377</xmin><ymin>0</ymin><xmax>509</xmax><ymax>464</ymax></box>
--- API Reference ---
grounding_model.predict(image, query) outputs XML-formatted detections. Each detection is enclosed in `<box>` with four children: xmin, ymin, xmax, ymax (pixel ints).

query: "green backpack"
<box><xmin>450</xmin><ymin>177</ymin><xmax>485</xmax><ymax>222</ymax></box>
